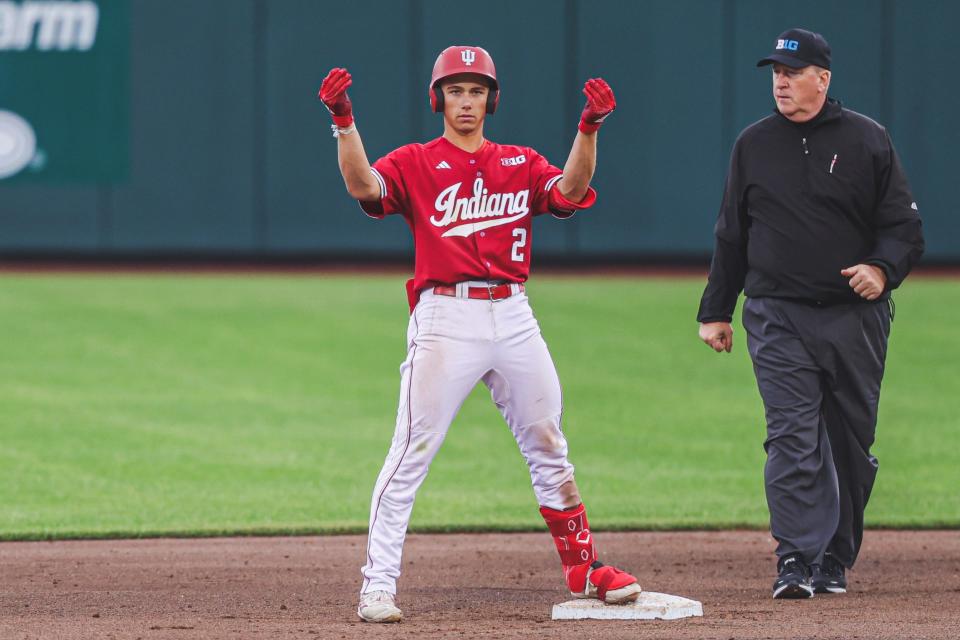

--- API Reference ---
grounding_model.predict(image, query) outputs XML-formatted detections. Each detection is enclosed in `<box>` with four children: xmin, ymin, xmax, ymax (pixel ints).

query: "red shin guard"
<box><xmin>540</xmin><ymin>503</ymin><xmax>639</xmax><ymax>601</ymax></box>
<box><xmin>540</xmin><ymin>503</ymin><xmax>596</xmax><ymax>592</ymax></box>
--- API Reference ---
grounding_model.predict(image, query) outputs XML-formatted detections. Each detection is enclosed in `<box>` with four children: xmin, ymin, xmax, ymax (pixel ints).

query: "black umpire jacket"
<box><xmin>697</xmin><ymin>98</ymin><xmax>925</xmax><ymax>323</ymax></box>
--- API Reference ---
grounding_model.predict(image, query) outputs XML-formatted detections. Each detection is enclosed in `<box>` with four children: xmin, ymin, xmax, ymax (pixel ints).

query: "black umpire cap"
<box><xmin>757</xmin><ymin>28</ymin><xmax>831</xmax><ymax>70</ymax></box>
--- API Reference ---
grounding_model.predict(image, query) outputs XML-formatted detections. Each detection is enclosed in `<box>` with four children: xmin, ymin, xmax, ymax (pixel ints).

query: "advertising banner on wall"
<box><xmin>0</xmin><ymin>0</ymin><xmax>128</xmax><ymax>183</ymax></box>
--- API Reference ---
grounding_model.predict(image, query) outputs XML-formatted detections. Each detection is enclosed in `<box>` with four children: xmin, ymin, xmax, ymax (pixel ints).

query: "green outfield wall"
<box><xmin>0</xmin><ymin>0</ymin><xmax>955</xmax><ymax>260</ymax></box>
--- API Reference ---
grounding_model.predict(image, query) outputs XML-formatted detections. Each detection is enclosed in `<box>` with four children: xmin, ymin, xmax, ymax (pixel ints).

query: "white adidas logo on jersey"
<box><xmin>435</xmin><ymin>161</ymin><xmax>451</xmax><ymax>169</ymax></box>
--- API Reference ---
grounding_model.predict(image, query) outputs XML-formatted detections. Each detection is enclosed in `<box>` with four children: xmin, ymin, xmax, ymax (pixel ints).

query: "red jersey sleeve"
<box><xmin>527</xmin><ymin>149</ymin><xmax>597</xmax><ymax>219</ymax></box>
<box><xmin>358</xmin><ymin>147</ymin><xmax>410</xmax><ymax>218</ymax></box>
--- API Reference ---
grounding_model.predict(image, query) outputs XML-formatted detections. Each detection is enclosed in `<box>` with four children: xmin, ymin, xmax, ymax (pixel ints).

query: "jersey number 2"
<box><xmin>511</xmin><ymin>228</ymin><xmax>527</xmax><ymax>262</ymax></box>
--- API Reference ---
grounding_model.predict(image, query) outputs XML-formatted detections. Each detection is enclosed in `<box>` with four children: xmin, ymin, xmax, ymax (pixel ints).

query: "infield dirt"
<box><xmin>1</xmin><ymin>530</ymin><xmax>958</xmax><ymax>639</ymax></box>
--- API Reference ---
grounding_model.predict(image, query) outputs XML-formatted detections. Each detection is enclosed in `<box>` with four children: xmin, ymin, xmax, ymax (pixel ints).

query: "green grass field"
<box><xmin>1</xmin><ymin>274</ymin><xmax>957</xmax><ymax>540</ymax></box>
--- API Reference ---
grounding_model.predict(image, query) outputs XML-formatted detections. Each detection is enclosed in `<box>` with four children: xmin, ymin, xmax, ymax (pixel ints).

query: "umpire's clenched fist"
<box><xmin>840</xmin><ymin>264</ymin><xmax>887</xmax><ymax>301</ymax></box>
<box><xmin>699</xmin><ymin>321</ymin><xmax>733</xmax><ymax>353</ymax></box>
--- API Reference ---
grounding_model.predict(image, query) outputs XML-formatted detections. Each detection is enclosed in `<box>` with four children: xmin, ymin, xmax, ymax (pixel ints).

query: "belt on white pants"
<box><xmin>432</xmin><ymin>281</ymin><xmax>525</xmax><ymax>301</ymax></box>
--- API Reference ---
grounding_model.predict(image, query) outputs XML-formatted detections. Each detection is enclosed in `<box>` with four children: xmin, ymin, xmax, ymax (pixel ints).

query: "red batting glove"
<box><xmin>578</xmin><ymin>78</ymin><xmax>616</xmax><ymax>134</ymax></box>
<box><xmin>318</xmin><ymin>67</ymin><xmax>354</xmax><ymax>127</ymax></box>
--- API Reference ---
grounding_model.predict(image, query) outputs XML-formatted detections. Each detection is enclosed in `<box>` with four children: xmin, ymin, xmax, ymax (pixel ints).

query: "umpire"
<box><xmin>697</xmin><ymin>28</ymin><xmax>924</xmax><ymax>599</ymax></box>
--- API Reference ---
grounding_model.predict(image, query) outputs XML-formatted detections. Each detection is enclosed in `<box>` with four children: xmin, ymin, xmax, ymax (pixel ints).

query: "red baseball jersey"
<box><xmin>360</xmin><ymin>137</ymin><xmax>596</xmax><ymax>304</ymax></box>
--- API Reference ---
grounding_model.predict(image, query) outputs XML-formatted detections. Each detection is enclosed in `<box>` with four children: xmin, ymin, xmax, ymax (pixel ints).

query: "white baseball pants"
<box><xmin>360</xmin><ymin>284</ymin><xmax>575</xmax><ymax>595</ymax></box>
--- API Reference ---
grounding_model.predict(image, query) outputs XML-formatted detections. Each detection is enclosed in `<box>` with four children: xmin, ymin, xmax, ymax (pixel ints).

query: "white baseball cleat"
<box><xmin>357</xmin><ymin>590</ymin><xmax>403</xmax><ymax>623</ymax></box>
<box><xmin>577</xmin><ymin>578</ymin><xmax>644</xmax><ymax>605</ymax></box>
<box><xmin>570</xmin><ymin>562</ymin><xmax>643</xmax><ymax>605</ymax></box>
<box><xmin>567</xmin><ymin>560</ymin><xmax>643</xmax><ymax>604</ymax></box>
<box><xmin>594</xmin><ymin>581</ymin><xmax>644</xmax><ymax>605</ymax></box>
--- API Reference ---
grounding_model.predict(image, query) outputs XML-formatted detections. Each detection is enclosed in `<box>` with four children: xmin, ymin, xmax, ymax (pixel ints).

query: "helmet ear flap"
<box><xmin>486</xmin><ymin>89</ymin><xmax>499</xmax><ymax>114</ymax></box>
<box><xmin>430</xmin><ymin>84</ymin><xmax>443</xmax><ymax>113</ymax></box>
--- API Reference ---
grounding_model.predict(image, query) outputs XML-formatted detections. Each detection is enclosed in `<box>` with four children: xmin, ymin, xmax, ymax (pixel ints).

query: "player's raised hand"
<box><xmin>319</xmin><ymin>67</ymin><xmax>354</xmax><ymax>127</ymax></box>
<box><xmin>579</xmin><ymin>78</ymin><xmax>616</xmax><ymax>134</ymax></box>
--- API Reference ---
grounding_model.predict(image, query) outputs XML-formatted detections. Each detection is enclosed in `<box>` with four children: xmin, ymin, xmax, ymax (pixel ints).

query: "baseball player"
<box><xmin>319</xmin><ymin>45</ymin><xmax>641</xmax><ymax>623</ymax></box>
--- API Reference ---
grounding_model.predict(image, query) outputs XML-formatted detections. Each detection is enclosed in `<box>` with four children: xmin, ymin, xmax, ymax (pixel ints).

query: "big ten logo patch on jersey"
<box><xmin>431</xmin><ymin>177</ymin><xmax>530</xmax><ymax>238</ymax></box>
<box><xmin>776</xmin><ymin>39</ymin><xmax>799</xmax><ymax>51</ymax></box>
<box><xmin>500</xmin><ymin>154</ymin><xmax>526</xmax><ymax>167</ymax></box>
<box><xmin>461</xmin><ymin>49</ymin><xmax>476</xmax><ymax>65</ymax></box>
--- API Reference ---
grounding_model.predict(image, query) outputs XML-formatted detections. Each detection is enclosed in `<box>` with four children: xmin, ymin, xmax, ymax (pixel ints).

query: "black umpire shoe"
<box><xmin>811</xmin><ymin>554</ymin><xmax>848</xmax><ymax>594</ymax></box>
<box><xmin>772</xmin><ymin>553</ymin><xmax>814</xmax><ymax>599</ymax></box>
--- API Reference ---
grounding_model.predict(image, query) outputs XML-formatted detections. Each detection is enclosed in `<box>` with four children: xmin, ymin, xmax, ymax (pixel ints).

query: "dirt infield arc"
<box><xmin>1</xmin><ymin>530</ymin><xmax>958</xmax><ymax>639</ymax></box>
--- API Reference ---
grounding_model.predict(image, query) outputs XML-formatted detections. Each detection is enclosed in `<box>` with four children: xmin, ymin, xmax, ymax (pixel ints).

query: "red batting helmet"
<box><xmin>429</xmin><ymin>45</ymin><xmax>499</xmax><ymax>114</ymax></box>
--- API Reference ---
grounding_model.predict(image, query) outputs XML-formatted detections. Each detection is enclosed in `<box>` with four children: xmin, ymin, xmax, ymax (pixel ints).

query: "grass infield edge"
<box><xmin>2</xmin><ymin>521</ymin><xmax>959</xmax><ymax>543</ymax></box>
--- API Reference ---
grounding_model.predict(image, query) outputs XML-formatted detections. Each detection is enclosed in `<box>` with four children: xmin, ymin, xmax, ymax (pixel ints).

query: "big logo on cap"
<box><xmin>776</xmin><ymin>39</ymin><xmax>800</xmax><ymax>51</ymax></box>
<box><xmin>0</xmin><ymin>110</ymin><xmax>37</xmax><ymax>179</ymax></box>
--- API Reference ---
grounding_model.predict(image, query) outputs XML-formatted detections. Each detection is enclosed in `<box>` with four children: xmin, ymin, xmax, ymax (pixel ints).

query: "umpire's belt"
<box><xmin>433</xmin><ymin>282</ymin><xmax>525</xmax><ymax>301</ymax></box>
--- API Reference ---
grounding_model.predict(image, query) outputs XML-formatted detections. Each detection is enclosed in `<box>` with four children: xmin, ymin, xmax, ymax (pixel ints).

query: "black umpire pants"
<box><xmin>742</xmin><ymin>296</ymin><xmax>892</xmax><ymax>569</ymax></box>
